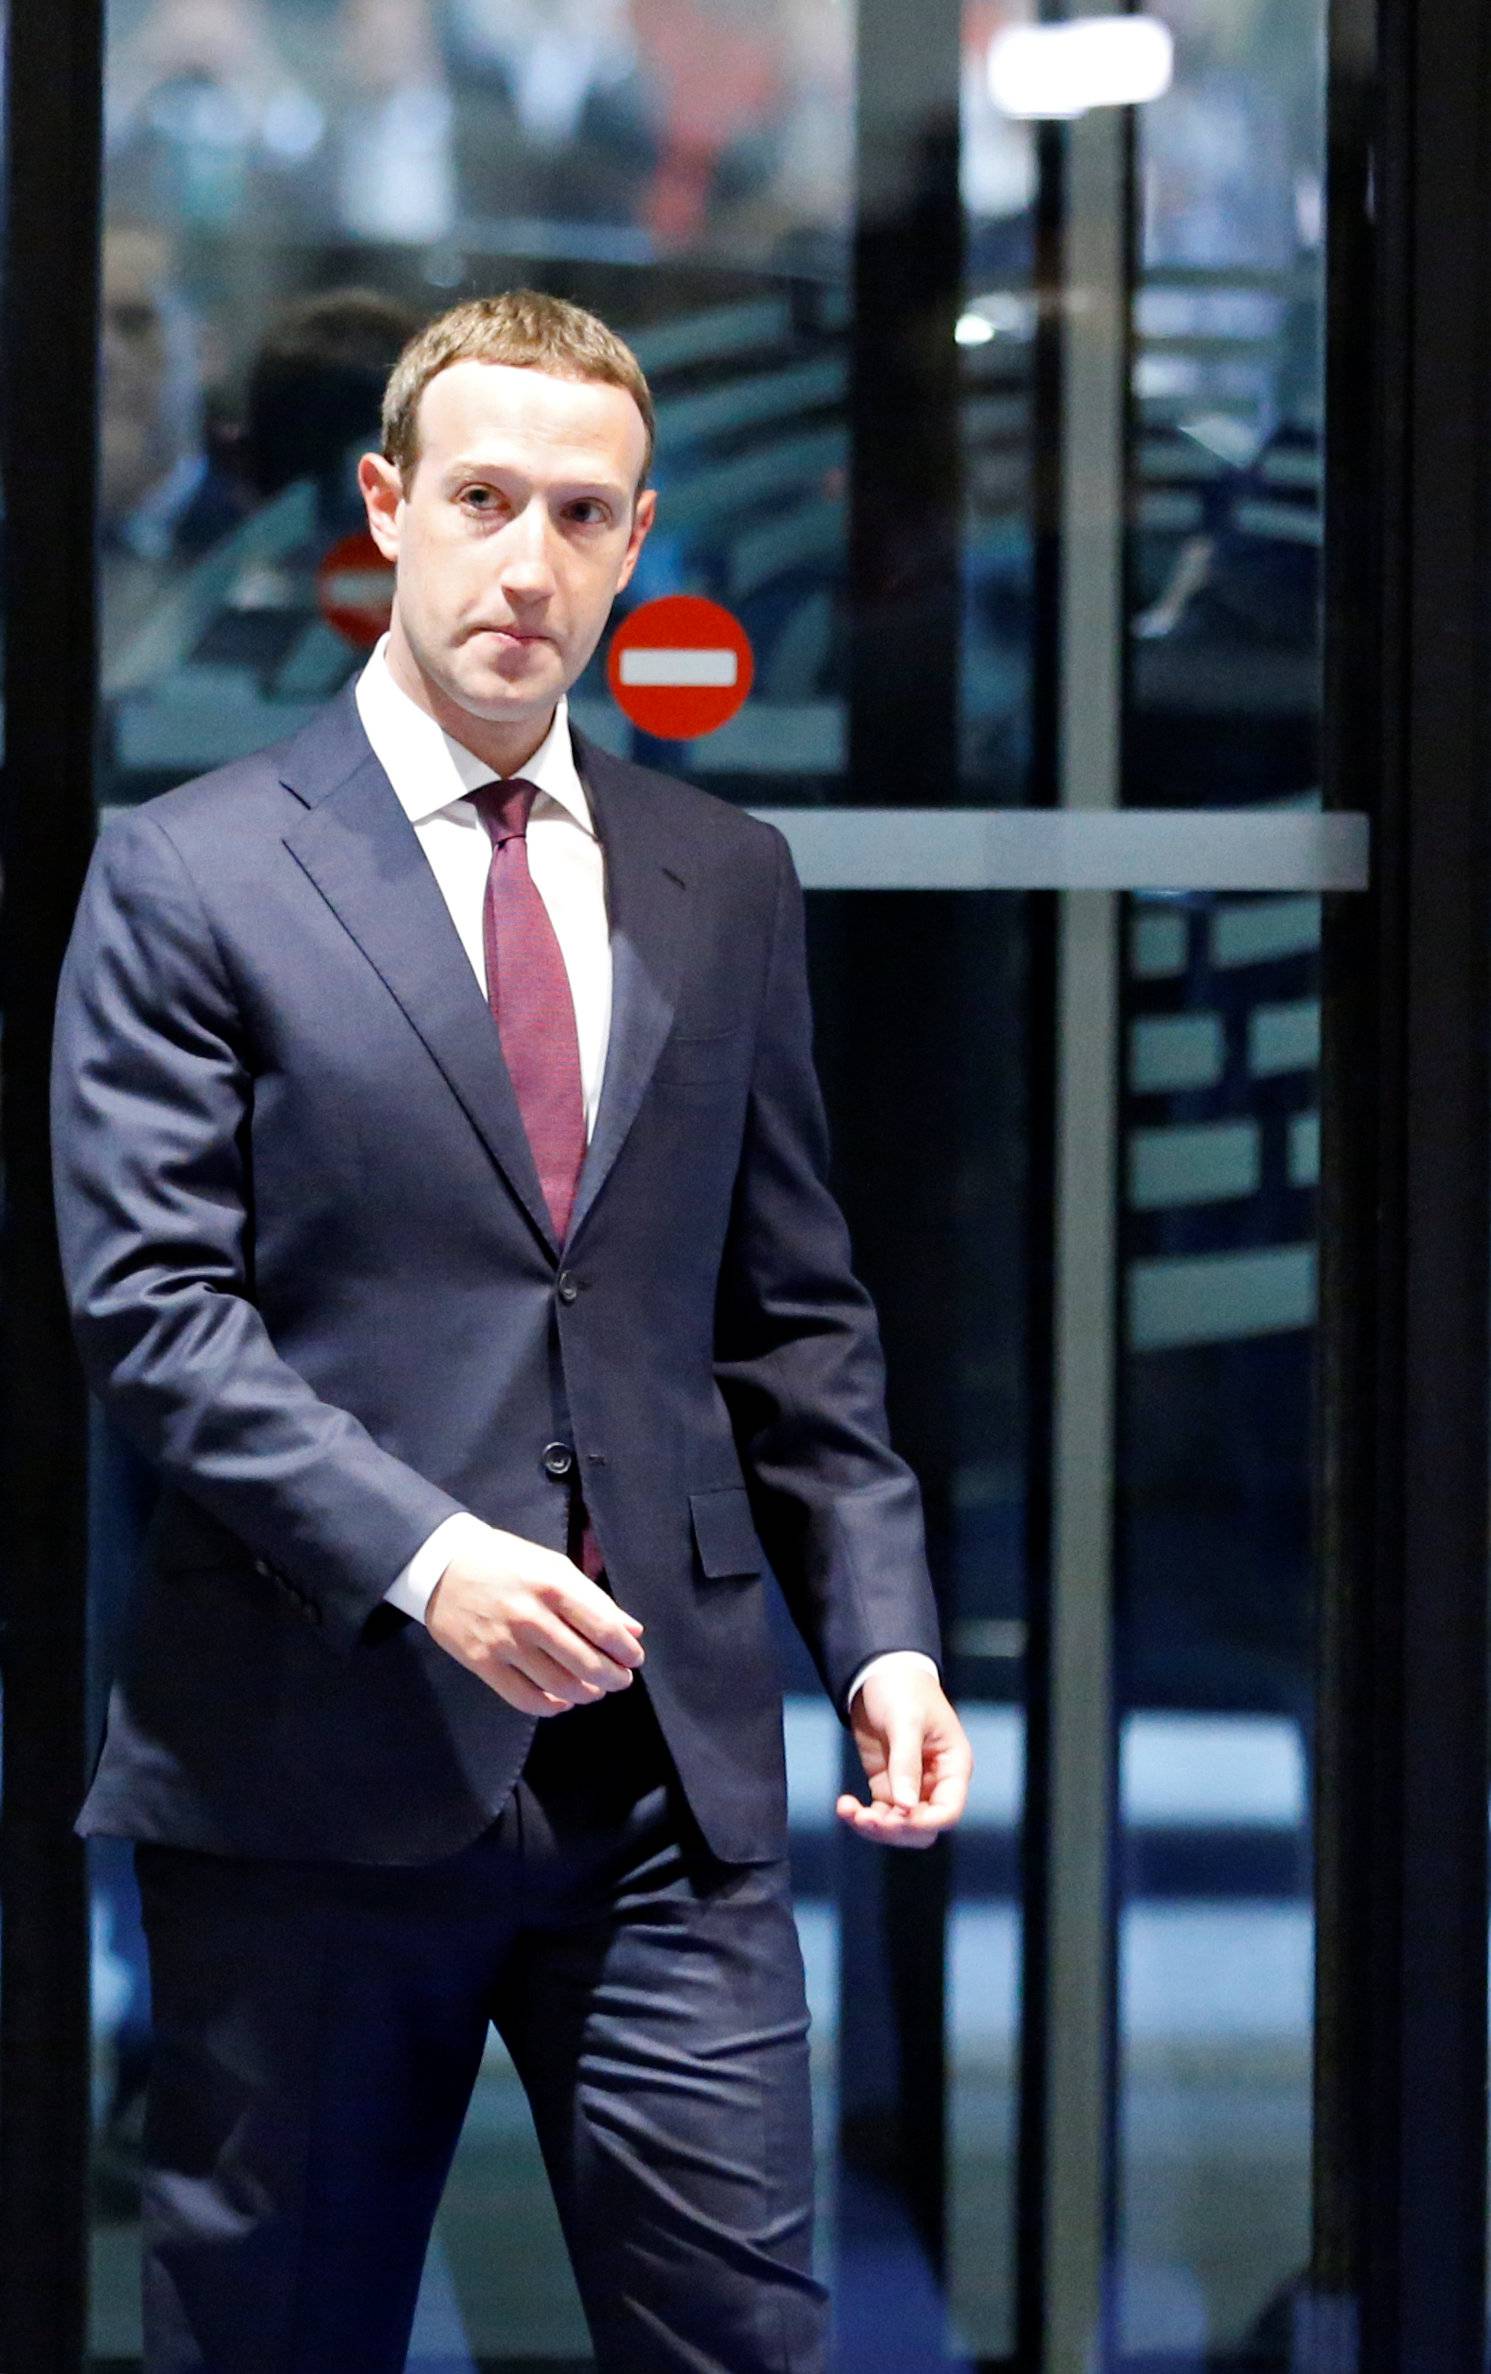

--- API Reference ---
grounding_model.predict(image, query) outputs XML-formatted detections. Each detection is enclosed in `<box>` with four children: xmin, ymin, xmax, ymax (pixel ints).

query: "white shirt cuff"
<box><xmin>383</xmin><ymin>1511</ymin><xmax>489</xmax><ymax>1623</ymax></box>
<box><xmin>845</xmin><ymin>1649</ymin><xmax>940</xmax><ymax>1711</ymax></box>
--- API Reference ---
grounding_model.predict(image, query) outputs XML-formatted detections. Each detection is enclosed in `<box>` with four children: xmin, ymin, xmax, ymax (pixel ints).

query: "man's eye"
<box><xmin>568</xmin><ymin>501</ymin><xmax>609</xmax><ymax>526</ymax></box>
<box><xmin>460</xmin><ymin>486</ymin><xmax>498</xmax><ymax>510</ymax></box>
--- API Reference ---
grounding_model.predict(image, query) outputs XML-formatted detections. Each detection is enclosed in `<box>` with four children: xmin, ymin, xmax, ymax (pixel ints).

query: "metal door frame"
<box><xmin>0</xmin><ymin>0</ymin><xmax>105</xmax><ymax>2365</ymax></box>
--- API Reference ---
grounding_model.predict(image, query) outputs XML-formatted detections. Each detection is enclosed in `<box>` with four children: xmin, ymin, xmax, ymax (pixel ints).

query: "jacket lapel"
<box><xmin>276</xmin><ymin>691</ymin><xmax>692</xmax><ymax>1260</ymax></box>
<box><xmin>564</xmin><ymin>729</ymin><xmax>687</xmax><ymax>1250</ymax></box>
<box><xmin>278</xmin><ymin>688</ymin><xmax>560</xmax><ymax>1258</ymax></box>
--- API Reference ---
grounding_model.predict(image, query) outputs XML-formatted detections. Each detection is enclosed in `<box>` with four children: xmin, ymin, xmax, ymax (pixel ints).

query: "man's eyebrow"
<box><xmin>441</xmin><ymin>456</ymin><xmax>514</xmax><ymax>480</ymax></box>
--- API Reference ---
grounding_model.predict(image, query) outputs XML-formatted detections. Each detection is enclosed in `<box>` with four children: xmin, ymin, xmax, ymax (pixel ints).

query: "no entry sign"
<box><xmin>316</xmin><ymin>531</ymin><xmax>395</xmax><ymax>649</ymax></box>
<box><xmin>607</xmin><ymin>595</ymin><xmax>754</xmax><ymax>740</ymax></box>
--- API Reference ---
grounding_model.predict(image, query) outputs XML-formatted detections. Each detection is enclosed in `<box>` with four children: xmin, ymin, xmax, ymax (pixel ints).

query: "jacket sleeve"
<box><xmin>712</xmin><ymin>824</ymin><xmax>943</xmax><ymax>1714</ymax></box>
<box><xmin>49</xmin><ymin>807</ymin><xmax>466</xmax><ymax>1653</ymax></box>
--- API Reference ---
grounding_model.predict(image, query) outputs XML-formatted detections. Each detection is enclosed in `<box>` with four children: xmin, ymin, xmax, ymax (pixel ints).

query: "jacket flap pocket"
<box><xmin>654</xmin><ymin>1025</ymin><xmax>745</xmax><ymax>1086</ymax></box>
<box><xmin>689</xmin><ymin>1485</ymin><xmax>764</xmax><ymax>1579</ymax></box>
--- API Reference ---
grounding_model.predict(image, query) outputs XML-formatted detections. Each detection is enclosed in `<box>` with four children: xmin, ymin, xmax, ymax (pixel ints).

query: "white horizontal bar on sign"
<box><xmin>618</xmin><ymin>646</ymin><xmax>738</xmax><ymax>688</ymax></box>
<box><xmin>320</xmin><ymin>571</ymin><xmax>394</xmax><ymax>607</ymax></box>
<box><xmin>747</xmin><ymin>807</ymin><xmax>1371</xmax><ymax>892</ymax></box>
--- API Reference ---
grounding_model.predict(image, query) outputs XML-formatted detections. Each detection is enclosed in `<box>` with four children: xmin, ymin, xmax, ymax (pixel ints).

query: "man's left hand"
<box><xmin>836</xmin><ymin>1665</ymin><xmax>973</xmax><ymax>1847</ymax></box>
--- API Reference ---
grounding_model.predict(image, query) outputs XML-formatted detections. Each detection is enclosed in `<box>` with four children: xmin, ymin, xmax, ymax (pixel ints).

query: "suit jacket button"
<box><xmin>557</xmin><ymin>1272</ymin><xmax>580</xmax><ymax>1304</ymax></box>
<box><xmin>542</xmin><ymin>1441</ymin><xmax>575</xmax><ymax>1479</ymax></box>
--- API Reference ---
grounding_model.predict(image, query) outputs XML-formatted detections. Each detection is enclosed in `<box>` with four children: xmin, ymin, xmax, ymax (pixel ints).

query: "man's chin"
<box><xmin>440</xmin><ymin>658</ymin><xmax>565</xmax><ymax>729</ymax></box>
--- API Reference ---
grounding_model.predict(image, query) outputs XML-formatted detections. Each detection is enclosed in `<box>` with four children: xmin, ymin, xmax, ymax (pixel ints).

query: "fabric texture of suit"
<box><xmin>51</xmin><ymin>681</ymin><xmax>941</xmax><ymax>1870</ymax></box>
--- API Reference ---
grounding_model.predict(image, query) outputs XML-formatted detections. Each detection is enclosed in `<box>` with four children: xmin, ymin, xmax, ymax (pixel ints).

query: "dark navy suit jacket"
<box><xmin>50</xmin><ymin>684</ymin><xmax>941</xmax><ymax>1866</ymax></box>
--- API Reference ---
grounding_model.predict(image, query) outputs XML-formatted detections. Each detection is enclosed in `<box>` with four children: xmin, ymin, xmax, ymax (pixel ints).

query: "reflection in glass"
<box><xmin>1115</xmin><ymin>0</ymin><xmax>1324</xmax><ymax>2330</ymax></box>
<box><xmin>960</xmin><ymin>0</ymin><xmax>1037</xmax><ymax>798</ymax></box>
<box><xmin>97</xmin><ymin>4</ymin><xmax>862</xmax><ymax>818</ymax></box>
<box><xmin>1116</xmin><ymin>891</ymin><xmax>1320</xmax><ymax>2356</ymax></box>
<box><xmin>948</xmin><ymin>1715</ymin><xmax>1024</xmax><ymax>2359</ymax></box>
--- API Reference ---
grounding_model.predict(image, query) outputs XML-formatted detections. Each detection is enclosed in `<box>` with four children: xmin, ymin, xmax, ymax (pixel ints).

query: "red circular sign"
<box><xmin>607</xmin><ymin>595</ymin><xmax>754</xmax><ymax>739</ymax></box>
<box><xmin>316</xmin><ymin>531</ymin><xmax>396</xmax><ymax>649</ymax></box>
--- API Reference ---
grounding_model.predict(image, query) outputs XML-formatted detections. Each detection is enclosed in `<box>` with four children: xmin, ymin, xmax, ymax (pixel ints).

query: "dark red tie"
<box><xmin>470</xmin><ymin>778</ymin><xmax>586</xmax><ymax>1239</ymax></box>
<box><xmin>469</xmin><ymin>776</ymin><xmax>604</xmax><ymax>1580</ymax></box>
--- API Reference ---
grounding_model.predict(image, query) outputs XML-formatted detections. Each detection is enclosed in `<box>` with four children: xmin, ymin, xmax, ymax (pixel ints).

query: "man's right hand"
<box><xmin>425</xmin><ymin>1527</ymin><xmax>644</xmax><ymax>1715</ymax></box>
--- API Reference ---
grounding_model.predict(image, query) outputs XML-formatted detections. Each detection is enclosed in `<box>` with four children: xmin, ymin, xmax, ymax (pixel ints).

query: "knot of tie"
<box><xmin>469</xmin><ymin>776</ymin><xmax>538</xmax><ymax>846</ymax></box>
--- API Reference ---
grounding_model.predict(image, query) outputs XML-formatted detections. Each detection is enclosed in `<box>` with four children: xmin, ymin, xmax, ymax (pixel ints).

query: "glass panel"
<box><xmin>1115</xmin><ymin>894</ymin><xmax>1319</xmax><ymax>2357</ymax></box>
<box><xmin>96</xmin><ymin>0</ymin><xmax>857</xmax><ymax>818</ymax></box>
<box><xmin>1114</xmin><ymin>0</ymin><xmax>1324</xmax><ymax>2353</ymax></box>
<box><xmin>89</xmin><ymin>3</ymin><xmax>869</xmax><ymax>2364</ymax></box>
<box><xmin>808</xmin><ymin>882</ymin><xmax>1031</xmax><ymax>2370</ymax></box>
<box><xmin>1130</xmin><ymin>0</ymin><xmax>1324</xmax><ymax>813</ymax></box>
<box><xmin>960</xmin><ymin>0</ymin><xmax>1038</xmax><ymax>797</ymax></box>
<box><xmin>84</xmin><ymin>3</ymin><xmax>1329</xmax><ymax>2370</ymax></box>
<box><xmin>946</xmin><ymin>18</ymin><xmax>1039</xmax><ymax>2341</ymax></box>
<box><xmin>948</xmin><ymin>1712</ymin><xmax>1026</xmax><ymax>2357</ymax></box>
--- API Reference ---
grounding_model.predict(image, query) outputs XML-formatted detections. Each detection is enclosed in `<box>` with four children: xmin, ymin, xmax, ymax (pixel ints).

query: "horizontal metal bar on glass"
<box><xmin>749</xmin><ymin>808</ymin><xmax>1370</xmax><ymax>892</ymax></box>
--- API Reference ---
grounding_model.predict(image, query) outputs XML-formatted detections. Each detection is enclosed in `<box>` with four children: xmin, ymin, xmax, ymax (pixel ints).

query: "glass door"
<box><xmin>73</xmin><ymin>2</ymin><xmax>1343</xmax><ymax>2368</ymax></box>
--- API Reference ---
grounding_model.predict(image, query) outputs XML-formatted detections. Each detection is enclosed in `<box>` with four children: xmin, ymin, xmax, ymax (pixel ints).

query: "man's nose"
<box><xmin>498</xmin><ymin>503</ymin><xmax>558</xmax><ymax>604</ymax></box>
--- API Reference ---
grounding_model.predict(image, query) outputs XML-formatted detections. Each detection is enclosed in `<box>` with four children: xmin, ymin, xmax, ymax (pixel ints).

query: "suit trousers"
<box><xmin>133</xmin><ymin>1680</ymin><xmax>830</xmax><ymax>2373</ymax></box>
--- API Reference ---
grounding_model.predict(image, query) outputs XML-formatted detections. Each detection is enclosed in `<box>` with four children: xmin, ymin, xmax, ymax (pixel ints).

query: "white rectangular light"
<box><xmin>618</xmin><ymin>647</ymin><xmax>738</xmax><ymax>688</ymax></box>
<box><xmin>989</xmin><ymin>16</ymin><xmax>1174</xmax><ymax>119</ymax></box>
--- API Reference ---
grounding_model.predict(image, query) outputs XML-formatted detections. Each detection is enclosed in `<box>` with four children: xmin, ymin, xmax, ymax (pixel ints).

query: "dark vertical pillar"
<box><xmin>828</xmin><ymin>1</ymin><xmax>965</xmax><ymax>2359</ymax></box>
<box><xmin>0</xmin><ymin>0</ymin><xmax>104</xmax><ymax>2362</ymax></box>
<box><xmin>1004</xmin><ymin>56</ymin><xmax>1068</xmax><ymax>2355</ymax></box>
<box><xmin>1314</xmin><ymin>0</ymin><xmax>1491</xmax><ymax>2363</ymax></box>
<box><xmin>847</xmin><ymin>0</ymin><xmax>964</xmax><ymax>798</ymax></box>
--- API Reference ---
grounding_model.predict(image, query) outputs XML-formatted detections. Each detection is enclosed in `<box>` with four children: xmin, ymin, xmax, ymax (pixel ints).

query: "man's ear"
<box><xmin>616</xmin><ymin>485</ymin><xmax>658</xmax><ymax>594</ymax></box>
<box><xmin>358</xmin><ymin>451</ymin><xmax>403</xmax><ymax>562</ymax></box>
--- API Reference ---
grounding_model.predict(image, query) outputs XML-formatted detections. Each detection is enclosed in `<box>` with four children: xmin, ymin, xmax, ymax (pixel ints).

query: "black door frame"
<box><xmin>1313</xmin><ymin>0</ymin><xmax>1491</xmax><ymax>2365</ymax></box>
<box><xmin>0</xmin><ymin>0</ymin><xmax>106</xmax><ymax>2366</ymax></box>
<box><xmin>4</xmin><ymin>0</ymin><xmax>1491</xmax><ymax>2366</ymax></box>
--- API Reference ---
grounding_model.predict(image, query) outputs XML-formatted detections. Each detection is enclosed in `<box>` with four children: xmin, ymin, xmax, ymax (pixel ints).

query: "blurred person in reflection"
<box><xmin>631</xmin><ymin>0</ymin><xmax>787</xmax><ymax>244</ymax></box>
<box><xmin>103</xmin><ymin>283</ymin><xmax>426</xmax><ymax>803</ymax></box>
<box><xmin>238</xmin><ymin>286</ymin><xmax>427</xmax><ymax>521</ymax></box>
<box><xmin>323</xmin><ymin>0</ymin><xmax>456</xmax><ymax>244</ymax></box>
<box><xmin>99</xmin><ymin>223</ymin><xmax>247</xmax><ymax>661</ymax></box>
<box><xmin>445</xmin><ymin>0</ymin><xmax>657</xmax><ymax>226</ymax></box>
<box><xmin>51</xmin><ymin>289</ymin><xmax>972</xmax><ymax>2374</ymax></box>
<box><xmin>707</xmin><ymin>0</ymin><xmax>854</xmax><ymax>266</ymax></box>
<box><xmin>106</xmin><ymin>0</ymin><xmax>323</xmax><ymax>233</ymax></box>
<box><xmin>195</xmin><ymin>286</ymin><xmax>428</xmax><ymax>703</ymax></box>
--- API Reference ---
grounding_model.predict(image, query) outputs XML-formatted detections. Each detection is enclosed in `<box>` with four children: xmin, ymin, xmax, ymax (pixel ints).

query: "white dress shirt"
<box><xmin>356</xmin><ymin>639</ymin><xmax>935</xmax><ymax>1710</ymax></box>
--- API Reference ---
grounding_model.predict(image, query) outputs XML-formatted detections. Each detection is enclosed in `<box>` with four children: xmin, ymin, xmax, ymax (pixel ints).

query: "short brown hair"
<box><xmin>381</xmin><ymin>289</ymin><xmax>655</xmax><ymax>490</ymax></box>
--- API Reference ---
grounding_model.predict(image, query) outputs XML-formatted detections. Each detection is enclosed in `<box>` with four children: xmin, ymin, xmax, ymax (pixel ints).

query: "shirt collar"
<box><xmin>354</xmin><ymin>634</ymin><xmax>594</xmax><ymax>835</ymax></box>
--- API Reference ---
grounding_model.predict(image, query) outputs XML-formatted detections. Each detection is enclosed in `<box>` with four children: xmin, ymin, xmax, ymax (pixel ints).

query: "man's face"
<box><xmin>100</xmin><ymin>229</ymin><xmax>179</xmax><ymax>524</ymax></box>
<box><xmin>359</xmin><ymin>360</ymin><xmax>655</xmax><ymax>741</ymax></box>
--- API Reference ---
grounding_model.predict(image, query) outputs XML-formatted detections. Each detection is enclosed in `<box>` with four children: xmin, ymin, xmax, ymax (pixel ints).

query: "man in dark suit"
<box><xmin>51</xmin><ymin>289</ymin><xmax>972</xmax><ymax>2373</ymax></box>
